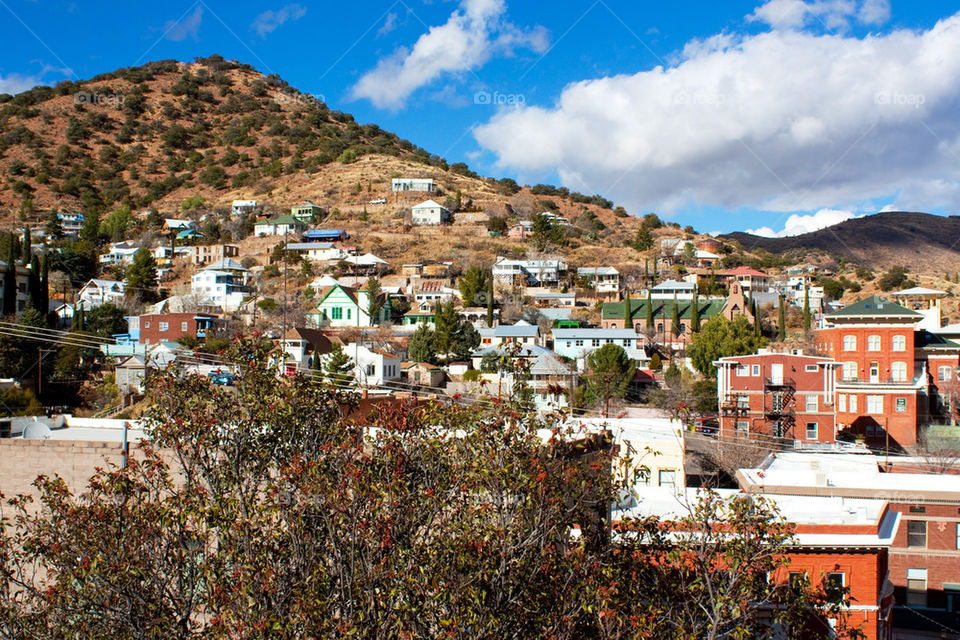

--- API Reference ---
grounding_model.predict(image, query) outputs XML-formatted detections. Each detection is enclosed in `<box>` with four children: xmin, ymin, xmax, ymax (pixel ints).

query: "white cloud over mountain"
<box><xmin>473</xmin><ymin>1</ymin><xmax>960</xmax><ymax>218</ymax></box>
<box><xmin>747</xmin><ymin>208</ymin><xmax>859</xmax><ymax>237</ymax></box>
<box><xmin>351</xmin><ymin>0</ymin><xmax>548</xmax><ymax>110</ymax></box>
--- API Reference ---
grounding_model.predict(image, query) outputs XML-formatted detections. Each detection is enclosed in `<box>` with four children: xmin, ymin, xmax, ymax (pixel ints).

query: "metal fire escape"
<box><xmin>764</xmin><ymin>377</ymin><xmax>796</xmax><ymax>439</ymax></box>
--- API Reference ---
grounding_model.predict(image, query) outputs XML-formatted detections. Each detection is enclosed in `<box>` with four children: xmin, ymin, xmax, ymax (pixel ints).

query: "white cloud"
<box><xmin>377</xmin><ymin>11</ymin><xmax>398</xmax><ymax>38</ymax></box>
<box><xmin>747</xmin><ymin>0</ymin><xmax>887</xmax><ymax>31</ymax></box>
<box><xmin>747</xmin><ymin>208</ymin><xmax>859</xmax><ymax>236</ymax></box>
<box><xmin>251</xmin><ymin>4</ymin><xmax>307</xmax><ymax>38</ymax></box>
<box><xmin>164</xmin><ymin>6</ymin><xmax>203</xmax><ymax>42</ymax></box>
<box><xmin>0</xmin><ymin>73</ymin><xmax>44</xmax><ymax>95</ymax></box>
<box><xmin>474</xmin><ymin>7</ymin><xmax>960</xmax><ymax>218</ymax></box>
<box><xmin>351</xmin><ymin>0</ymin><xmax>548</xmax><ymax>110</ymax></box>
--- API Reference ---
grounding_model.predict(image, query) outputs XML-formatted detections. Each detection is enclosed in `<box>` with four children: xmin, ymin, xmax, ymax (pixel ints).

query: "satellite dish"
<box><xmin>22</xmin><ymin>422</ymin><xmax>52</xmax><ymax>440</ymax></box>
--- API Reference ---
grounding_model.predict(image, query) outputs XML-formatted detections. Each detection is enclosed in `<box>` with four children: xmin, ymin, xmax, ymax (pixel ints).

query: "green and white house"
<box><xmin>307</xmin><ymin>280</ymin><xmax>391</xmax><ymax>328</ymax></box>
<box><xmin>291</xmin><ymin>201</ymin><xmax>324</xmax><ymax>223</ymax></box>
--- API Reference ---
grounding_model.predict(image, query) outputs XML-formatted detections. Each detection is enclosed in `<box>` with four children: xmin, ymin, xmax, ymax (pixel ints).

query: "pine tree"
<box><xmin>691</xmin><ymin>287</ymin><xmax>701</xmax><ymax>333</ymax></box>
<box><xmin>778</xmin><ymin>296</ymin><xmax>786</xmax><ymax>341</ymax></box>
<box><xmin>2</xmin><ymin>232</ymin><xmax>16</xmax><ymax>316</ymax></box>
<box><xmin>802</xmin><ymin>288</ymin><xmax>811</xmax><ymax>332</ymax></box>
<box><xmin>671</xmin><ymin>294</ymin><xmax>681</xmax><ymax>338</ymax></box>
<box><xmin>322</xmin><ymin>342</ymin><xmax>354</xmax><ymax>386</ymax></box>
<box><xmin>39</xmin><ymin>252</ymin><xmax>49</xmax><ymax>321</ymax></box>
<box><xmin>29</xmin><ymin>256</ymin><xmax>42</xmax><ymax>313</ymax></box>
<box><xmin>645</xmin><ymin>290</ymin><xmax>654</xmax><ymax>330</ymax></box>
<box><xmin>21</xmin><ymin>227</ymin><xmax>31</xmax><ymax>267</ymax></box>
<box><xmin>622</xmin><ymin>289</ymin><xmax>632</xmax><ymax>329</ymax></box>
<box><xmin>125</xmin><ymin>248</ymin><xmax>159</xmax><ymax>303</ymax></box>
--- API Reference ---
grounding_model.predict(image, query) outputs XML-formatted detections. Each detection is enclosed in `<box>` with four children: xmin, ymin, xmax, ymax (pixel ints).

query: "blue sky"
<box><xmin>2</xmin><ymin>0</ymin><xmax>960</xmax><ymax>235</ymax></box>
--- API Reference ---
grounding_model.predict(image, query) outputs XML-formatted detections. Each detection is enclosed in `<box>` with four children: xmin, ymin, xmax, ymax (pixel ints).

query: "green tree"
<box><xmin>486</xmin><ymin>276</ymin><xmax>494</xmax><ymax>328</ymax></box>
<box><xmin>321</xmin><ymin>342</ymin><xmax>354</xmax><ymax>386</ymax></box>
<box><xmin>86</xmin><ymin>302</ymin><xmax>129</xmax><ymax>338</ymax></box>
<box><xmin>671</xmin><ymin>295</ymin><xmax>681</xmax><ymax>338</ymax></box>
<box><xmin>125</xmin><ymin>248</ymin><xmax>159</xmax><ymax>304</ymax></box>
<box><xmin>691</xmin><ymin>288</ymin><xmax>701</xmax><ymax>333</ymax></box>
<box><xmin>688</xmin><ymin>315</ymin><xmax>768</xmax><ymax>377</ymax></box>
<box><xmin>531</xmin><ymin>213</ymin><xmax>566</xmax><ymax>251</ymax></box>
<box><xmin>101</xmin><ymin>204</ymin><xmax>133</xmax><ymax>241</ymax></box>
<box><xmin>79</xmin><ymin>209</ymin><xmax>102</xmax><ymax>246</ymax></box>
<box><xmin>802</xmin><ymin>288</ymin><xmax>811</xmax><ymax>332</ymax></box>
<box><xmin>20</xmin><ymin>227</ymin><xmax>31</xmax><ymax>267</ymax></box>
<box><xmin>2</xmin><ymin>233</ymin><xmax>16</xmax><ymax>316</ymax></box>
<box><xmin>364</xmin><ymin>277</ymin><xmax>384</xmax><ymax>324</ymax></box>
<box><xmin>645</xmin><ymin>289</ymin><xmax>654</xmax><ymax>330</ymax></box>
<box><xmin>586</xmin><ymin>343</ymin><xmax>637</xmax><ymax>416</ymax></box>
<box><xmin>459</xmin><ymin>266</ymin><xmax>491</xmax><ymax>308</ymax></box>
<box><xmin>431</xmin><ymin>301</ymin><xmax>479</xmax><ymax>363</ymax></box>
<box><xmin>878</xmin><ymin>265</ymin><xmax>908</xmax><ymax>292</ymax></box>
<box><xmin>407</xmin><ymin>323</ymin><xmax>436</xmax><ymax>363</ymax></box>
<box><xmin>631</xmin><ymin>227</ymin><xmax>653</xmax><ymax>252</ymax></box>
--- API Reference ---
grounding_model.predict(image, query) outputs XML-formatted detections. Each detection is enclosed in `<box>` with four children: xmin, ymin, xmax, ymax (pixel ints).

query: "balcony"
<box><xmin>763</xmin><ymin>377</ymin><xmax>795</xmax><ymax>388</ymax></box>
<box><xmin>837</xmin><ymin>375</ymin><xmax>917</xmax><ymax>386</ymax></box>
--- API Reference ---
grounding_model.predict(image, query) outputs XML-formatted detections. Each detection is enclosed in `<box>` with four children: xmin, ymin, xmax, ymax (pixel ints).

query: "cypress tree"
<box><xmin>485</xmin><ymin>274</ymin><xmax>494</xmax><ymax>328</ymax></box>
<box><xmin>691</xmin><ymin>287</ymin><xmax>701</xmax><ymax>333</ymax></box>
<box><xmin>671</xmin><ymin>294</ymin><xmax>681</xmax><ymax>338</ymax></box>
<box><xmin>645</xmin><ymin>289</ymin><xmax>653</xmax><ymax>330</ymax></box>
<box><xmin>39</xmin><ymin>251</ymin><xmax>49</xmax><ymax>319</ymax></box>
<box><xmin>21</xmin><ymin>227</ymin><xmax>31</xmax><ymax>267</ymax></box>
<box><xmin>29</xmin><ymin>255</ymin><xmax>42</xmax><ymax>312</ymax></box>
<box><xmin>778</xmin><ymin>296</ymin><xmax>786</xmax><ymax>341</ymax></box>
<box><xmin>2</xmin><ymin>232</ymin><xmax>16</xmax><ymax>316</ymax></box>
<box><xmin>623</xmin><ymin>289</ymin><xmax>632</xmax><ymax>329</ymax></box>
<box><xmin>802</xmin><ymin>288</ymin><xmax>811</xmax><ymax>332</ymax></box>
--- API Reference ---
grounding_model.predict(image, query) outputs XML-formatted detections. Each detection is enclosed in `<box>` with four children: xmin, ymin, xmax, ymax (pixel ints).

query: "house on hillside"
<box><xmin>492</xmin><ymin>256</ymin><xmax>568</xmax><ymax>287</ymax></box>
<box><xmin>190</xmin><ymin>259</ymin><xmax>251</xmax><ymax>312</ymax></box>
<box><xmin>307</xmin><ymin>280</ymin><xmax>391</xmax><ymax>328</ymax></box>
<box><xmin>322</xmin><ymin>343</ymin><xmax>400</xmax><ymax>387</ymax></box>
<box><xmin>78</xmin><ymin>279</ymin><xmax>125</xmax><ymax>308</ymax></box>
<box><xmin>279</xmin><ymin>326</ymin><xmax>334</xmax><ymax>374</ymax></box>
<box><xmin>138</xmin><ymin>313</ymin><xmax>223</xmax><ymax>346</ymax></box>
<box><xmin>339</xmin><ymin>253</ymin><xmax>389</xmax><ymax>277</ymax></box>
<box><xmin>478</xmin><ymin>320</ymin><xmax>542</xmax><ymax>348</ymax></box>
<box><xmin>392</xmin><ymin>178</ymin><xmax>436</xmax><ymax>192</ymax></box>
<box><xmin>303</xmin><ymin>228</ymin><xmax>350</xmax><ymax>242</ymax></box>
<box><xmin>190</xmin><ymin>244</ymin><xmax>240</xmax><ymax>266</ymax></box>
<box><xmin>284</xmin><ymin>242</ymin><xmax>350</xmax><ymax>262</ymax></box>
<box><xmin>163</xmin><ymin>219</ymin><xmax>195</xmax><ymax>233</ymax></box>
<box><xmin>231</xmin><ymin>200</ymin><xmax>257</xmax><ymax>216</ymax></box>
<box><xmin>291</xmin><ymin>201</ymin><xmax>324</xmax><ymax>222</ymax></box>
<box><xmin>551</xmin><ymin>328</ymin><xmax>649</xmax><ymax>370</ymax></box>
<box><xmin>411</xmin><ymin>200</ymin><xmax>450</xmax><ymax>225</ymax></box>
<box><xmin>56</xmin><ymin>212</ymin><xmax>84</xmax><ymax>235</ymax></box>
<box><xmin>254</xmin><ymin>215</ymin><xmax>306</xmax><ymax>237</ymax></box>
<box><xmin>99</xmin><ymin>242</ymin><xmax>140</xmax><ymax>267</ymax></box>
<box><xmin>577</xmin><ymin>267</ymin><xmax>620</xmax><ymax>299</ymax></box>
<box><xmin>402</xmin><ymin>361</ymin><xmax>445</xmax><ymax>388</ymax></box>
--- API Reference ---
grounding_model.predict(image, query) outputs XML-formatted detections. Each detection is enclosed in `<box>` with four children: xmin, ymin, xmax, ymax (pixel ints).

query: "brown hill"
<box><xmin>721</xmin><ymin>212</ymin><xmax>960</xmax><ymax>272</ymax></box>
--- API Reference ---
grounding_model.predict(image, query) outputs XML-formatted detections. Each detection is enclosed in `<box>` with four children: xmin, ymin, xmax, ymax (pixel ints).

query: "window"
<box><xmin>836</xmin><ymin>394</ymin><xmax>846</xmax><ymax>412</ymax></box>
<box><xmin>623</xmin><ymin>339</ymin><xmax>632</xmax><ymax>348</ymax></box>
<box><xmin>331</xmin><ymin>307</ymin><xmax>342</xmax><ymax>320</ymax></box>
<box><xmin>788</xmin><ymin>571</ymin><xmax>807</xmax><ymax>590</ymax></box>
<box><xmin>159</xmin><ymin>322</ymin><xmax>169</xmax><ymax>332</ymax></box>
<box><xmin>752</xmin><ymin>365</ymin><xmax>761</xmax><ymax>376</ymax></box>
<box><xmin>896</xmin><ymin>397</ymin><xmax>907</xmax><ymax>413</ymax></box>
<box><xmin>907</xmin><ymin>568</ymin><xmax>928</xmax><ymax>606</ymax></box>
<box><xmin>736</xmin><ymin>365</ymin><xmax>749</xmax><ymax>376</ymax></box>
<box><xmin>565</xmin><ymin>341</ymin><xmax>572</xmax><ymax>347</ymax></box>
<box><xmin>866</xmin><ymin>395</ymin><xmax>883</xmax><ymax>414</ymax></box>
<box><xmin>939</xmin><ymin>366</ymin><xmax>952</xmax><ymax>382</ymax></box>
<box><xmin>346</xmin><ymin>309</ymin><xmax>351</xmax><ymax>320</ymax></box>
<box><xmin>843</xmin><ymin>335</ymin><xmax>857</xmax><ymax>351</ymax></box>
<box><xmin>892</xmin><ymin>361</ymin><xmax>908</xmax><ymax>382</ymax></box>
<box><xmin>805</xmin><ymin>364</ymin><xmax>819</xmax><ymax>372</ymax></box>
<box><xmin>824</xmin><ymin>572</ymin><xmax>845</xmax><ymax>598</ymax></box>
<box><xmin>181</xmin><ymin>322</ymin><xmax>188</xmax><ymax>332</ymax></box>
<box><xmin>736</xmin><ymin>420</ymin><xmax>749</xmax><ymax>434</ymax></box>
<box><xmin>365</xmin><ymin>364</ymin><xmax>375</xmax><ymax>376</ymax></box>
<box><xmin>658</xmin><ymin>469</ymin><xmax>676</xmax><ymax>487</ymax></box>
<box><xmin>849</xmin><ymin>394</ymin><xmax>857</xmax><ymax>413</ymax></box>
<box><xmin>575</xmin><ymin>340</ymin><xmax>583</xmax><ymax>347</ymax></box>
<box><xmin>592</xmin><ymin>339</ymin><xmax>601</xmax><ymax>347</ymax></box>
<box><xmin>144</xmin><ymin>321</ymin><xmax>150</xmax><ymax>329</ymax></box>
<box><xmin>957</xmin><ymin>523</ymin><xmax>960</xmax><ymax>550</ymax></box>
<box><xmin>806</xmin><ymin>422</ymin><xmax>818</xmax><ymax>440</ymax></box>
<box><xmin>842</xmin><ymin>361</ymin><xmax>857</xmax><ymax>380</ymax></box>
<box><xmin>907</xmin><ymin>520</ymin><xmax>927</xmax><ymax>548</ymax></box>
<box><xmin>806</xmin><ymin>395</ymin><xmax>818</xmax><ymax>412</ymax></box>
<box><xmin>867</xmin><ymin>335</ymin><xmax>881</xmax><ymax>351</ymax></box>
<box><xmin>892</xmin><ymin>334</ymin><xmax>906</xmax><ymax>351</ymax></box>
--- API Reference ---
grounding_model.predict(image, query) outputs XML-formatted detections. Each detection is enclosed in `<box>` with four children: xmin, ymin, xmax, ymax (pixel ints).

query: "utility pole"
<box><xmin>282</xmin><ymin>225</ymin><xmax>288</xmax><ymax>338</ymax></box>
<box><xmin>37</xmin><ymin>347</ymin><xmax>42</xmax><ymax>398</ymax></box>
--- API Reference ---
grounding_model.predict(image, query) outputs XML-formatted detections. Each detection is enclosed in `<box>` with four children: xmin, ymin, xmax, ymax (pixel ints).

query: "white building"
<box><xmin>284</xmin><ymin>242</ymin><xmax>350</xmax><ymax>262</ymax></box>
<box><xmin>253</xmin><ymin>215</ymin><xmax>306</xmax><ymax>237</ymax></box>
<box><xmin>392</xmin><ymin>178</ymin><xmax>436</xmax><ymax>192</ymax></box>
<box><xmin>492</xmin><ymin>256</ymin><xmax>568</xmax><ymax>287</ymax></box>
<box><xmin>190</xmin><ymin>258</ymin><xmax>251</xmax><ymax>312</ymax></box>
<box><xmin>577</xmin><ymin>267</ymin><xmax>620</xmax><ymax>295</ymax></box>
<box><xmin>327</xmin><ymin>343</ymin><xmax>401</xmax><ymax>387</ymax></box>
<box><xmin>99</xmin><ymin>242</ymin><xmax>140</xmax><ymax>266</ymax></box>
<box><xmin>648</xmin><ymin>280</ymin><xmax>696</xmax><ymax>300</ymax></box>
<box><xmin>551</xmin><ymin>328</ymin><xmax>649</xmax><ymax>371</ymax></box>
<box><xmin>78</xmin><ymin>279</ymin><xmax>126</xmax><ymax>308</ymax></box>
<box><xmin>231</xmin><ymin>200</ymin><xmax>257</xmax><ymax>216</ymax></box>
<box><xmin>411</xmin><ymin>200</ymin><xmax>450</xmax><ymax>225</ymax></box>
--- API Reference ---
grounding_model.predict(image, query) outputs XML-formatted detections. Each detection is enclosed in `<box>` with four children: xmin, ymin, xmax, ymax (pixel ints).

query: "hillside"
<box><xmin>721</xmin><ymin>212</ymin><xmax>960</xmax><ymax>272</ymax></box>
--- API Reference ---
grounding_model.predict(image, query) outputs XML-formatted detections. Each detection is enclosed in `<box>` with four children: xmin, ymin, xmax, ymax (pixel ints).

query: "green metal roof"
<box><xmin>602</xmin><ymin>298</ymin><xmax>726</xmax><ymax>321</ymax></box>
<box><xmin>916</xmin><ymin>330</ymin><xmax>960</xmax><ymax>350</ymax></box>
<box><xmin>827</xmin><ymin>295</ymin><xmax>920</xmax><ymax>319</ymax></box>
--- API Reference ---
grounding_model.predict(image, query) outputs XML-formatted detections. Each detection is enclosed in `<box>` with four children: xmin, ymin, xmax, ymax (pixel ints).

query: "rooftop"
<box><xmin>826</xmin><ymin>295</ymin><xmax>921</xmax><ymax>319</ymax></box>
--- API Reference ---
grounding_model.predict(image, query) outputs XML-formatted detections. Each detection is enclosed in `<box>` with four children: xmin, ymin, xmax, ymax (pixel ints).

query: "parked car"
<box><xmin>694</xmin><ymin>416</ymin><xmax>719</xmax><ymax>436</ymax></box>
<box><xmin>207</xmin><ymin>371</ymin><xmax>234</xmax><ymax>386</ymax></box>
<box><xmin>368</xmin><ymin>198</ymin><xmax>386</xmax><ymax>205</ymax></box>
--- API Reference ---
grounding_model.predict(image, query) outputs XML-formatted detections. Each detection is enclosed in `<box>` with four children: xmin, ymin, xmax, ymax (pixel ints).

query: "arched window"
<box><xmin>891</xmin><ymin>361</ymin><xmax>908</xmax><ymax>382</ymax></box>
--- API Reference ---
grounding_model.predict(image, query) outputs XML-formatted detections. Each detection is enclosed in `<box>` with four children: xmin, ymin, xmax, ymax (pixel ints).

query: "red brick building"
<box><xmin>738</xmin><ymin>452</ymin><xmax>960</xmax><ymax>639</ymax></box>
<box><xmin>715</xmin><ymin>350</ymin><xmax>840</xmax><ymax>443</ymax></box>
<box><xmin>816</xmin><ymin>296</ymin><xmax>960</xmax><ymax>449</ymax></box>
<box><xmin>138</xmin><ymin>312</ymin><xmax>223</xmax><ymax>345</ymax></box>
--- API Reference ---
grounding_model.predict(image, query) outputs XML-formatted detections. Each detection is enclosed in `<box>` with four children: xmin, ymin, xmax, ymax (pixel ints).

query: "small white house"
<box><xmin>329</xmin><ymin>343</ymin><xmax>401</xmax><ymax>387</ymax></box>
<box><xmin>78</xmin><ymin>279</ymin><xmax>126</xmax><ymax>308</ymax></box>
<box><xmin>231</xmin><ymin>200</ymin><xmax>257</xmax><ymax>216</ymax></box>
<box><xmin>392</xmin><ymin>178</ymin><xmax>436</xmax><ymax>192</ymax></box>
<box><xmin>99</xmin><ymin>242</ymin><xmax>141</xmax><ymax>266</ymax></box>
<box><xmin>190</xmin><ymin>259</ymin><xmax>251</xmax><ymax>312</ymax></box>
<box><xmin>411</xmin><ymin>200</ymin><xmax>450</xmax><ymax>225</ymax></box>
<box><xmin>254</xmin><ymin>215</ymin><xmax>306</xmax><ymax>237</ymax></box>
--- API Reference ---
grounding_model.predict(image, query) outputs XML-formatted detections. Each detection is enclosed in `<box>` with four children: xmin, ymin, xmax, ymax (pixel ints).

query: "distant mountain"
<box><xmin>721</xmin><ymin>212</ymin><xmax>960</xmax><ymax>272</ymax></box>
